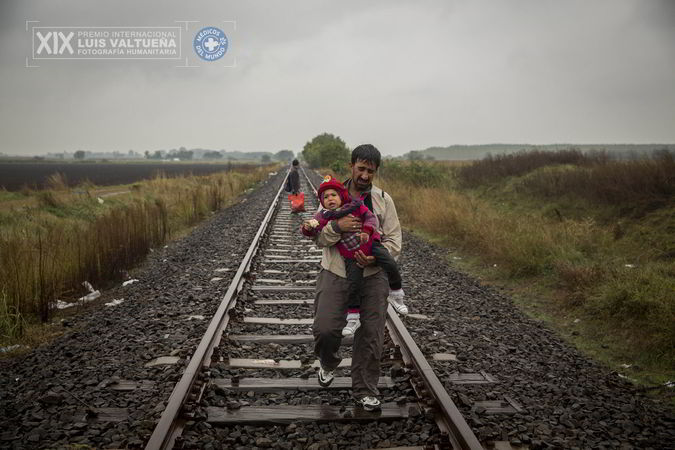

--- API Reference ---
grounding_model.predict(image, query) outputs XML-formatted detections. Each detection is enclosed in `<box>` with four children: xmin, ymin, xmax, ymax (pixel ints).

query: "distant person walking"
<box><xmin>289</xmin><ymin>159</ymin><xmax>300</xmax><ymax>195</ymax></box>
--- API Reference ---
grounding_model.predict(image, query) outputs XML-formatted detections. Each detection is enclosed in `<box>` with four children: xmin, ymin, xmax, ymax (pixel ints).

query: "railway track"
<box><xmin>145</xmin><ymin>167</ymin><xmax>486</xmax><ymax>449</ymax></box>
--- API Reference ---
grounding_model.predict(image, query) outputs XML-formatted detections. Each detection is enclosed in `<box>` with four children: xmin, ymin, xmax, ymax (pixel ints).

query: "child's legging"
<box><xmin>344</xmin><ymin>241</ymin><xmax>402</xmax><ymax>311</ymax></box>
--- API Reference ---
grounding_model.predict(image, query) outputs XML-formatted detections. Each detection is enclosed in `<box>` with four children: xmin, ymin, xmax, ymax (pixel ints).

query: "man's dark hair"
<box><xmin>351</xmin><ymin>144</ymin><xmax>381</xmax><ymax>169</ymax></box>
<box><xmin>292</xmin><ymin>159</ymin><xmax>299</xmax><ymax>166</ymax></box>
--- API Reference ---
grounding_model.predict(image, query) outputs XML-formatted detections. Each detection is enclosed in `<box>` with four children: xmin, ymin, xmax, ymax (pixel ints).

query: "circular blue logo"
<box><xmin>193</xmin><ymin>27</ymin><xmax>228</xmax><ymax>61</ymax></box>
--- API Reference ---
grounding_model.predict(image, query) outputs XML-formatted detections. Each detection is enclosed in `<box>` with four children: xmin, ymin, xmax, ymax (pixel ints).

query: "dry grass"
<box><xmin>376</xmin><ymin>156</ymin><xmax>674</xmax><ymax>376</ymax></box>
<box><xmin>0</xmin><ymin>167</ymin><xmax>270</xmax><ymax>342</ymax></box>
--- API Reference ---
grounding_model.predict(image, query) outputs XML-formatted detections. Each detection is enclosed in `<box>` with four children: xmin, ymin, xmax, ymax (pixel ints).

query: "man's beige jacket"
<box><xmin>314</xmin><ymin>182</ymin><xmax>402</xmax><ymax>278</ymax></box>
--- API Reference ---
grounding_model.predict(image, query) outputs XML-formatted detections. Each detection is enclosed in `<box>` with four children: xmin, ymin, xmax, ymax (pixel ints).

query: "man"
<box><xmin>289</xmin><ymin>159</ymin><xmax>300</xmax><ymax>194</ymax></box>
<box><xmin>312</xmin><ymin>144</ymin><xmax>403</xmax><ymax>411</ymax></box>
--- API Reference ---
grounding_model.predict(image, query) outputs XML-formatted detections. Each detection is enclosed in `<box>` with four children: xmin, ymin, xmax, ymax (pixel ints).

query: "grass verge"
<box><xmin>365</xmin><ymin>154</ymin><xmax>674</xmax><ymax>391</ymax></box>
<box><xmin>0</xmin><ymin>166</ymin><xmax>276</xmax><ymax>353</ymax></box>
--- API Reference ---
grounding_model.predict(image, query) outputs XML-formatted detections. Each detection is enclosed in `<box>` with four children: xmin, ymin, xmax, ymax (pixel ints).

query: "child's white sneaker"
<box><xmin>387</xmin><ymin>289</ymin><xmax>408</xmax><ymax>315</ymax></box>
<box><xmin>342</xmin><ymin>314</ymin><xmax>361</xmax><ymax>336</ymax></box>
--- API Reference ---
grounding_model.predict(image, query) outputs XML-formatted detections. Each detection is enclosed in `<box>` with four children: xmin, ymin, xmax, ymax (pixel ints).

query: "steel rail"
<box><xmin>145</xmin><ymin>168</ymin><xmax>291</xmax><ymax>450</ymax></box>
<box><xmin>385</xmin><ymin>310</ymin><xmax>483</xmax><ymax>449</ymax></box>
<box><xmin>303</xmin><ymin>168</ymin><xmax>482</xmax><ymax>449</ymax></box>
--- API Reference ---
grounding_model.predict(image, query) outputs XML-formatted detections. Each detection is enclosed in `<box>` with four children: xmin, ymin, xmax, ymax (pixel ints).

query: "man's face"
<box><xmin>350</xmin><ymin>159</ymin><xmax>377</xmax><ymax>192</ymax></box>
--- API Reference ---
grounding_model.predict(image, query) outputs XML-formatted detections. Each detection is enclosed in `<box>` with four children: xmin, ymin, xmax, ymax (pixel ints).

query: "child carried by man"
<box><xmin>302</xmin><ymin>176</ymin><xmax>408</xmax><ymax>336</ymax></box>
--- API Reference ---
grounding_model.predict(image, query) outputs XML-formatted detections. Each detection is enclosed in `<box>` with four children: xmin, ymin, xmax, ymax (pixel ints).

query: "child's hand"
<box><xmin>303</xmin><ymin>219</ymin><xmax>319</xmax><ymax>231</ymax></box>
<box><xmin>359</xmin><ymin>232</ymin><xmax>369</xmax><ymax>244</ymax></box>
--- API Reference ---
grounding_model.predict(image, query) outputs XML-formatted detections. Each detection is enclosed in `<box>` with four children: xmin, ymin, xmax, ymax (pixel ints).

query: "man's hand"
<box><xmin>354</xmin><ymin>250</ymin><xmax>375</xmax><ymax>267</ymax></box>
<box><xmin>335</xmin><ymin>214</ymin><xmax>362</xmax><ymax>233</ymax></box>
<box><xmin>359</xmin><ymin>232</ymin><xmax>369</xmax><ymax>244</ymax></box>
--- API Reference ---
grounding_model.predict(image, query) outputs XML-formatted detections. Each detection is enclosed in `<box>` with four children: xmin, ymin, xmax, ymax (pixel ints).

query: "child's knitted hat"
<box><xmin>317</xmin><ymin>175</ymin><xmax>350</xmax><ymax>207</ymax></box>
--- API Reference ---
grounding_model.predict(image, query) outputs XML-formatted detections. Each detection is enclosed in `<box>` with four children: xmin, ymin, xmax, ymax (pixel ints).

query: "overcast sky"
<box><xmin>1</xmin><ymin>0</ymin><xmax>674</xmax><ymax>156</ymax></box>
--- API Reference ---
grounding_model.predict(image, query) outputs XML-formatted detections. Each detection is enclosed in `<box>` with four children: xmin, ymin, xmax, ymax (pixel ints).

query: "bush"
<box><xmin>518</xmin><ymin>151</ymin><xmax>675</xmax><ymax>210</ymax></box>
<box><xmin>456</xmin><ymin>149</ymin><xmax>607</xmax><ymax>187</ymax></box>
<box><xmin>378</xmin><ymin>161</ymin><xmax>450</xmax><ymax>188</ymax></box>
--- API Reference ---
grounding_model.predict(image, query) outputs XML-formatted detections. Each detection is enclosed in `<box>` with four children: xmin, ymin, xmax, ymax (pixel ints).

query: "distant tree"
<box><xmin>203</xmin><ymin>151</ymin><xmax>223</xmax><ymax>159</ymax></box>
<box><xmin>172</xmin><ymin>148</ymin><xmax>193</xmax><ymax>160</ymax></box>
<box><xmin>302</xmin><ymin>133</ymin><xmax>350</xmax><ymax>169</ymax></box>
<box><xmin>74</xmin><ymin>150</ymin><xmax>86</xmax><ymax>160</ymax></box>
<box><xmin>425</xmin><ymin>155</ymin><xmax>436</xmax><ymax>161</ymax></box>
<box><xmin>144</xmin><ymin>150</ymin><xmax>150</xmax><ymax>159</ymax></box>
<box><xmin>407</xmin><ymin>151</ymin><xmax>423</xmax><ymax>161</ymax></box>
<box><xmin>261</xmin><ymin>154</ymin><xmax>272</xmax><ymax>163</ymax></box>
<box><xmin>149</xmin><ymin>150</ymin><xmax>164</xmax><ymax>160</ymax></box>
<box><xmin>274</xmin><ymin>150</ymin><xmax>294</xmax><ymax>161</ymax></box>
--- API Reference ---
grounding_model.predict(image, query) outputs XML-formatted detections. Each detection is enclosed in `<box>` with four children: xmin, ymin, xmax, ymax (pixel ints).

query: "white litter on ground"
<box><xmin>122</xmin><ymin>279</ymin><xmax>139</xmax><ymax>287</ymax></box>
<box><xmin>105</xmin><ymin>298</ymin><xmax>125</xmax><ymax>307</ymax></box>
<box><xmin>624</xmin><ymin>264</ymin><xmax>635</xmax><ymax>268</ymax></box>
<box><xmin>78</xmin><ymin>291</ymin><xmax>100</xmax><ymax>302</ymax></box>
<box><xmin>620</xmin><ymin>363</ymin><xmax>632</xmax><ymax>369</ymax></box>
<box><xmin>617</xmin><ymin>373</ymin><xmax>636</xmax><ymax>382</ymax></box>
<box><xmin>75</xmin><ymin>281</ymin><xmax>101</xmax><ymax>303</ymax></box>
<box><xmin>573</xmin><ymin>318</ymin><xmax>581</xmax><ymax>324</ymax></box>
<box><xmin>210</xmin><ymin>277</ymin><xmax>223</xmax><ymax>283</ymax></box>
<box><xmin>97</xmin><ymin>197</ymin><xmax>104</xmax><ymax>204</ymax></box>
<box><xmin>56</xmin><ymin>300</ymin><xmax>76</xmax><ymax>309</ymax></box>
<box><xmin>0</xmin><ymin>344</ymin><xmax>25</xmax><ymax>353</ymax></box>
<box><xmin>186</xmin><ymin>315</ymin><xmax>205</xmax><ymax>321</ymax></box>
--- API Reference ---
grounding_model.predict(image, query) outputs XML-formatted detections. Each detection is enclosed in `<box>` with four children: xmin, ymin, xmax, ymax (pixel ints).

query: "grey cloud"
<box><xmin>0</xmin><ymin>0</ymin><xmax>673</xmax><ymax>156</ymax></box>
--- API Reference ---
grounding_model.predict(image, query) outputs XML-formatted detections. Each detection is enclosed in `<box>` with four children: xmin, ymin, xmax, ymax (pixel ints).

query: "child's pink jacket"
<box><xmin>301</xmin><ymin>198</ymin><xmax>381</xmax><ymax>259</ymax></box>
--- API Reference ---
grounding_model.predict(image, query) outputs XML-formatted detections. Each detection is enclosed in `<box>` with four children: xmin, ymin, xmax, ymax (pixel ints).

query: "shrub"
<box><xmin>456</xmin><ymin>149</ymin><xmax>607</xmax><ymax>187</ymax></box>
<box><xmin>46</xmin><ymin>172</ymin><xmax>69</xmax><ymax>191</ymax></box>
<box><xmin>378</xmin><ymin>161</ymin><xmax>450</xmax><ymax>188</ymax></box>
<box><xmin>518</xmin><ymin>151</ymin><xmax>675</xmax><ymax>210</ymax></box>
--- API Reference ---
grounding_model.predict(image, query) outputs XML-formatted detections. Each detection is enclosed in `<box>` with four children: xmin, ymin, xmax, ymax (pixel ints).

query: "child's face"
<box><xmin>322</xmin><ymin>189</ymin><xmax>342</xmax><ymax>210</ymax></box>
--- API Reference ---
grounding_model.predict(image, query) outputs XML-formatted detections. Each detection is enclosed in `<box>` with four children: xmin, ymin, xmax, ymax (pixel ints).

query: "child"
<box><xmin>302</xmin><ymin>176</ymin><xmax>407</xmax><ymax>337</ymax></box>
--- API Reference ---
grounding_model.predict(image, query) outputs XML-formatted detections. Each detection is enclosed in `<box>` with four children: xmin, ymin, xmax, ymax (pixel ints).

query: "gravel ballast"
<box><xmin>0</xmin><ymin>171</ymin><xmax>287</xmax><ymax>449</ymax></box>
<box><xmin>1</xmin><ymin>169</ymin><xmax>673</xmax><ymax>449</ymax></box>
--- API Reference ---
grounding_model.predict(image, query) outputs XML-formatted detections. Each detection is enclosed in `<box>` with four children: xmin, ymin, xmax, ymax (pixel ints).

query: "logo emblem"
<box><xmin>193</xmin><ymin>26</ymin><xmax>228</xmax><ymax>61</ymax></box>
<box><xmin>323</xmin><ymin>175</ymin><xmax>332</xmax><ymax>183</ymax></box>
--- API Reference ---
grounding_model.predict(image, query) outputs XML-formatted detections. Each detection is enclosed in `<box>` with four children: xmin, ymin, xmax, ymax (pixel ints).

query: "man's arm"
<box><xmin>315</xmin><ymin>214</ymin><xmax>364</xmax><ymax>248</ymax></box>
<box><xmin>380</xmin><ymin>193</ymin><xmax>402</xmax><ymax>261</ymax></box>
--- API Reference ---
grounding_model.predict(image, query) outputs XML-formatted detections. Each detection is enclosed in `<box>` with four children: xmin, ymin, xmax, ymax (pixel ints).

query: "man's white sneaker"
<box><xmin>341</xmin><ymin>318</ymin><xmax>361</xmax><ymax>336</ymax></box>
<box><xmin>387</xmin><ymin>289</ymin><xmax>408</xmax><ymax>315</ymax></box>
<box><xmin>318</xmin><ymin>366</ymin><xmax>334</xmax><ymax>387</ymax></box>
<box><xmin>356</xmin><ymin>396</ymin><xmax>381</xmax><ymax>411</ymax></box>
